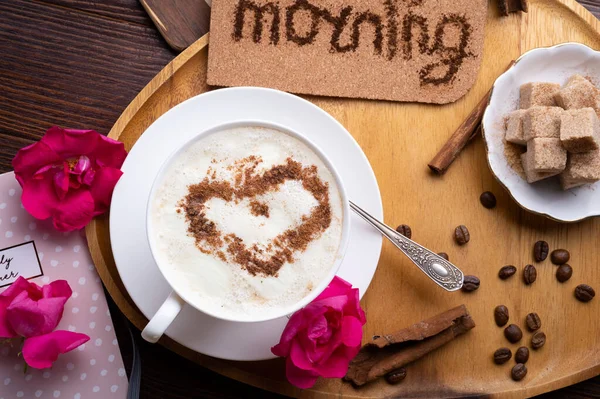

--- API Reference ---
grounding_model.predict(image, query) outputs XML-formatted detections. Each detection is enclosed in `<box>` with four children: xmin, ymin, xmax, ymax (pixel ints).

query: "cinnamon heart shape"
<box><xmin>180</xmin><ymin>157</ymin><xmax>332</xmax><ymax>277</ymax></box>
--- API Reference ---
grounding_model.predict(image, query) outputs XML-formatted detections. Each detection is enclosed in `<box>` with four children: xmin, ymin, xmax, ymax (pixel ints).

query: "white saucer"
<box><xmin>109</xmin><ymin>87</ymin><xmax>383</xmax><ymax>361</ymax></box>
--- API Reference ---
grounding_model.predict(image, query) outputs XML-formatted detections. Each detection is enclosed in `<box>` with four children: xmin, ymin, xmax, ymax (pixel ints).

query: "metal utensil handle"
<box><xmin>349</xmin><ymin>201</ymin><xmax>464</xmax><ymax>291</ymax></box>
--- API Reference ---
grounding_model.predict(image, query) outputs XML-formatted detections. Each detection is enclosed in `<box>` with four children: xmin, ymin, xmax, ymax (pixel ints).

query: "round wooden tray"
<box><xmin>87</xmin><ymin>1</ymin><xmax>600</xmax><ymax>397</ymax></box>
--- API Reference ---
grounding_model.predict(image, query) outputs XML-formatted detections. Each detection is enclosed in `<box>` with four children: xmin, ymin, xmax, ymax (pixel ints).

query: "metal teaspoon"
<box><xmin>350</xmin><ymin>201</ymin><xmax>464</xmax><ymax>291</ymax></box>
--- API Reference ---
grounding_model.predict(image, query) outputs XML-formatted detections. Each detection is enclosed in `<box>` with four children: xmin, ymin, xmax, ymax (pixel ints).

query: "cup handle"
<box><xmin>141</xmin><ymin>291</ymin><xmax>185</xmax><ymax>343</ymax></box>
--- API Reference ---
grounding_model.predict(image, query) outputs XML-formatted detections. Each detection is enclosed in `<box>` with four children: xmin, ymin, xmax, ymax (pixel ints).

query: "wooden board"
<box><xmin>86</xmin><ymin>1</ymin><xmax>600</xmax><ymax>397</ymax></box>
<box><xmin>140</xmin><ymin>0</ymin><xmax>210</xmax><ymax>51</ymax></box>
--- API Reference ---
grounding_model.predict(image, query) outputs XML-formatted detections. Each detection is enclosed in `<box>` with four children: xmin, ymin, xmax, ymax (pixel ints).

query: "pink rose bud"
<box><xmin>271</xmin><ymin>276</ymin><xmax>366</xmax><ymax>389</ymax></box>
<box><xmin>0</xmin><ymin>277</ymin><xmax>89</xmax><ymax>369</ymax></box>
<box><xmin>12</xmin><ymin>127</ymin><xmax>127</xmax><ymax>231</ymax></box>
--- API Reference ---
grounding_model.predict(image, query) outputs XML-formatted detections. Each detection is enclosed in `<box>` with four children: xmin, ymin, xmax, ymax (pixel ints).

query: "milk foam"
<box><xmin>149</xmin><ymin>126</ymin><xmax>344</xmax><ymax>320</ymax></box>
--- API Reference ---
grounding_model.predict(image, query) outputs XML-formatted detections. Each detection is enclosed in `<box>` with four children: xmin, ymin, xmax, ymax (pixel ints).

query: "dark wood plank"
<box><xmin>140</xmin><ymin>0</ymin><xmax>211</xmax><ymax>51</ymax></box>
<box><xmin>0</xmin><ymin>0</ymin><xmax>175</xmax><ymax>171</ymax></box>
<box><xmin>579</xmin><ymin>0</ymin><xmax>600</xmax><ymax>18</ymax></box>
<box><xmin>40</xmin><ymin>0</ymin><xmax>154</xmax><ymax>26</ymax></box>
<box><xmin>0</xmin><ymin>0</ymin><xmax>599</xmax><ymax>398</ymax></box>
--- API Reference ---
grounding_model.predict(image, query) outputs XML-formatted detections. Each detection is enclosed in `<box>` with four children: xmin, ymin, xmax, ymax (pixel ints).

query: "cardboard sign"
<box><xmin>207</xmin><ymin>0</ymin><xmax>487</xmax><ymax>104</ymax></box>
<box><xmin>0</xmin><ymin>241</ymin><xmax>43</xmax><ymax>288</ymax></box>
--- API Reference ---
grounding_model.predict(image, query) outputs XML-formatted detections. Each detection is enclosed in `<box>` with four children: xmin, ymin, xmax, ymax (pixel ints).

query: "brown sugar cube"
<box><xmin>505</xmin><ymin>109</ymin><xmax>528</xmax><ymax>145</ymax></box>
<box><xmin>522</xmin><ymin>107</ymin><xmax>563</xmax><ymax>141</ymax></box>
<box><xmin>565</xmin><ymin>74</ymin><xmax>590</xmax><ymax>87</ymax></box>
<box><xmin>560</xmin><ymin>108</ymin><xmax>600</xmax><ymax>153</ymax></box>
<box><xmin>555</xmin><ymin>77</ymin><xmax>597</xmax><ymax>110</ymax></box>
<box><xmin>559</xmin><ymin>150</ymin><xmax>600</xmax><ymax>190</ymax></box>
<box><xmin>565</xmin><ymin>75</ymin><xmax>600</xmax><ymax>118</ymax></box>
<box><xmin>527</xmin><ymin>138</ymin><xmax>567</xmax><ymax>172</ymax></box>
<box><xmin>520</xmin><ymin>82</ymin><xmax>560</xmax><ymax>109</ymax></box>
<box><xmin>521</xmin><ymin>151</ymin><xmax>560</xmax><ymax>183</ymax></box>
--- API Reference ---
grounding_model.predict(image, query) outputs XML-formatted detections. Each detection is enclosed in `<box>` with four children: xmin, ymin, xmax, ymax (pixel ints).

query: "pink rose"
<box><xmin>12</xmin><ymin>126</ymin><xmax>127</xmax><ymax>231</ymax></box>
<box><xmin>271</xmin><ymin>276</ymin><xmax>366</xmax><ymax>389</ymax></box>
<box><xmin>0</xmin><ymin>277</ymin><xmax>89</xmax><ymax>369</ymax></box>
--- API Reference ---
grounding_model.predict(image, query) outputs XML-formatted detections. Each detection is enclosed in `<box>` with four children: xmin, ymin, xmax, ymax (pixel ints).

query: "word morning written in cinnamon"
<box><xmin>207</xmin><ymin>0</ymin><xmax>487</xmax><ymax>104</ymax></box>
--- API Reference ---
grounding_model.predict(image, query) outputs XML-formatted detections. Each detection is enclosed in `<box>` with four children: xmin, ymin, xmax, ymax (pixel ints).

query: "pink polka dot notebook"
<box><xmin>0</xmin><ymin>172</ymin><xmax>128</xmax><ymax>398</ymax></box>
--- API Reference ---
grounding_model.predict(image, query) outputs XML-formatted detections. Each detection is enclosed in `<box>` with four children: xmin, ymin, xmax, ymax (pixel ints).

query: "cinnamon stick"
<box><xmin>344</xmin><ymin>305</ymin><xmax>475</xmax><ymax>386</ymax></box>
<box><xmin>498</xmin><ymin>0</ymin><xmax>528</xmax><ymax>16</ymax></box>
<box><xmin>428</xmin><ymin>60</ymin><xmax>515</xmax><ymax>175</ymax></box>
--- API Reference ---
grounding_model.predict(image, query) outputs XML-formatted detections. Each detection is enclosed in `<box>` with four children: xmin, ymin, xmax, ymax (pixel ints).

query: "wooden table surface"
<box><xmin>1</xmin><ymin>1</ymin><xmax>599</xmax><ymax>398</ymax></box>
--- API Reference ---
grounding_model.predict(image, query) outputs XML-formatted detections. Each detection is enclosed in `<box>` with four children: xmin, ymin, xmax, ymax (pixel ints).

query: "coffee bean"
<box><xmin>551</xmin><ymin>249</ymin><xmax>570</xmax><ymax>265</ymax></box>
<box><xmin>462</xmin><ymin>275</ymin><xmax>480</xmax><ymax>292</ymax></box>
<box><xmin>556</xmin><ymin>264</ymin><xmax>573</xmax><ymax>283</ymax></box>
<box><xmin>531</xmin><ymin>331</ymin><xmax>546</xmax><ymax>349</ymax></box>
<box><xmin>498</xmin><ymin>265</ymin><xmax>517</xmax><ymax>280</ymax></box>
<box><xmin>494</xmin><ymin>305</ymin><xmax>509</xmax><ymax>327</ymax></box>
<box><xmin>533</xmin><ymin>241</ymin><xmax>549</xmax><ymax>262</ymax></box>
<box><xmin>372</xmin><ymin>335</ymin><xmax>381</xmax><ymax>340</ymax></box>
<box><xmin>385</xmin><ymin>367</ymin><xmax>407</xmax><ymax>385</ymax></box>
<box><xmin>515</xmin><ymin>347</ymin><xmax>529</xmax><ymax>364</ymax></box>
<box><xmin>454</xmin><ymin>225</ymin><xmax>470</xmax><ymax>245</ymax></box>
<box><xmin>504</xmin><ymin>324</ymin><xmax>523</xmax><ymax>343</ymax></box>
<box><xmin>511</xmin><ymin>363</ymin><xmax>528</xmax><ymax>381</ymax></box>
<box><xmin>575</xmin><ymin>284</ymin><xmax>595</xmax><ymax>302</ymax></box>
<box><xmin>396</xmin><ymin>224</ymin><xmax>412</xmax><ymax>239</ymax></box>
<box><xmin>525</xmin><ymin>313</ymin><xmax>541</xmax><ymax>331</ymax></box>
<box><xmin>523</xmin><ymin>264</ymin><xmax>537</xmax><ymax>285</ymax></box>
<box><xmin>493</xmin><ymin>347</ymin><xmax>512</xmax><ymax>364</ymax></box>
<box><xmin>480</xmin><ymin>191</ymin><xmax>497</xmax><ymax>209</ymax></box>
<box><xmin>437</xmin><ymin>252</ymin><xmax>449</xmax><ymax>261</ymax></box>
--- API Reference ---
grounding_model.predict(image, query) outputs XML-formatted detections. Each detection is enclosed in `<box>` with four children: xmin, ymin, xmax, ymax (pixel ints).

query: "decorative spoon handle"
<box><xmin>349</xmin><ymin>201</ymin><xmax>464</xmax><ymax>291</ymax></box>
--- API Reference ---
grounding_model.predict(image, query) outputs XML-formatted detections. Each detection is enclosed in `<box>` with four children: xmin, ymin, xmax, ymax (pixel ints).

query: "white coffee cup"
<box><xmin>141</xmin><ymin>121</ymin><xmax>351</xmax><ymax>343</ymax></box>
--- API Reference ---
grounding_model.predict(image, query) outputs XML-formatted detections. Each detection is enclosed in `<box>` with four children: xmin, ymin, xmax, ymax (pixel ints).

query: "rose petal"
<box><xmin>285</xmin><ymin>356</ymin><xmax>319</xmax><ymax>389</ymax></box>
<box><xmin>312</xmin><ymin>344</ymin><xmax>359</xmax><ymax>378</ymax></box>
<box><xmin>93</xmin><ymin>136</ymin><xmax>127</xmax><ymax>169</ymax></box>
<box><xmin>42</xmin><ymin>280</ymin><xmax>72</xmax><ymax>299</ymax></box>
<box><xmin>340</xmin><ymin>316</ymin><xmax>363</xmax><ymax>347</ymax></box>
<box><xmin>314</xmin><ymin>276</ymin><xmax>352</xmax><ymax>302</ymax></box>
<box><xmin>87</xmin><ymin>167</ymin><xmax>123</xmax><ymax>215</ymax></box>
<box><xmin>81</xmin><ymin>168</ymin><xmax>95</xmax><ymax>186</ymax></box>
<box><xmin>42</xmin><ymin>127</ymin><xmax>98</xmax><ymax>159</ymax></box>
<box><xmin>0</xmin><ymin>297</ymin><xmax>17</xmax><ymax>338</ymax></box>
<box><xmin>307</xmin><ymin>315</ymin><xmax>328</xmax><ymax>341</ymax></box>
<box><xmin>343</xmin><ymin>288</ymin><xmax>366</xmax><ymax>324</ymax></box>
<box><xmin>52</xmin><ymin>189</ymin><xmax>95</xmax><ymax>232</ymax></box>
<box><xmin>271</xmin><ymin>311</ymin><xmax>306</xmax><ymax>357</ymax></box>
<box><xmin>6</xmin><ymin>292</ymin><xmax>45</xmax><ymax>337</ymax></box>
<box><xmin>308</xmin><ymin>295</ymin><xmax>349</xmax><ymax>314</ymax></box>
<box><xmin>316</xmin><ymin>326</ymin><xmax>332</xmax><ymax>345</ymax></box>
<box><xmin>290</xmin><ymin>339</ymin><xmax>315</xmax><ymax>371</ymax></box>
<box><xmin>22</xmin><ymin>330</ymin><xmax>90</xmax><ymax>369</ymax></box>
<box><xmin>53</xmin><ymin>166</ymin><xmax>69</xmax><ymax>201</ymax></box>
<box><xmin>72</xmin><ymin>155</ymin><xmax>91</xmax><ymax>175</ymax></box>
<box><xmin>0</xmin><ymin>277</ymin><xmax>34</xmax><ymax>300</ymax></box>
<box><xmin>21</xmin><ymin>176</ymin><xmax>62</xmax><ymax>220</ymax></box>
<box><xmin>12</xmin><ymin>141</ymin><xmax>62</xmax><ymax>186</ymax></box>
<box><xmin>7</xmin><ymin>295</ymin><xmax>69</xmax><ymax>337</ymax></box>
<box><xmin>313</xmin><ymin>329</ymin><xmax>343</xmax><ymax>365</ymax></box>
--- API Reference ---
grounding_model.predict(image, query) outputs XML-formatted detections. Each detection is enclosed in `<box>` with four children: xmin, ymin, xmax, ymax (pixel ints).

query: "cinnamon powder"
<box><xmin>249</xmin><ymin>200</ymin><xmax>270</xmax><ymax>217</ymax></box>
<box><xmin>179</xmin><ymin>157</ymin><xmax>332</xmax><ymax>277</ymax></box>
<box><xmin>504</xmin><ymin>140</ymin><xmax>526</xmax><ymax>179</ymax></box>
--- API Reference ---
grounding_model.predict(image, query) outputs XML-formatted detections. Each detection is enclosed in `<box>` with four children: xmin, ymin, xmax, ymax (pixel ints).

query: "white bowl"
<box><xmin>482</xmin><ymin>43</ymin><xmax>600</xmax><ymax>223</ymax></box>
